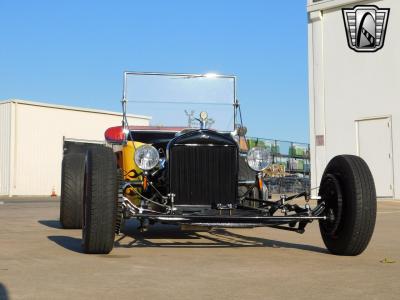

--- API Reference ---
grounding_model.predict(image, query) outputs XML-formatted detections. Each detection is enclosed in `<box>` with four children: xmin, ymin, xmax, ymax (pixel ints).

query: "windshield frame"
<box><xmin>121</xmin><ymin>71</ymin><xmax>238</xmax><ymax>136</ymax></box>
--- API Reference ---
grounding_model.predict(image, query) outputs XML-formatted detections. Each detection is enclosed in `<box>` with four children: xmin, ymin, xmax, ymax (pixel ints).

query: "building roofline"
<box><xmin>0</xmin><ymin>99</ymin><xmax>151</xmax><ymax>120</ymax></box>
<box><xmin>307</xmin><ymin>0</ymin><xmax>382</xmax><ymax>12</ymax></box>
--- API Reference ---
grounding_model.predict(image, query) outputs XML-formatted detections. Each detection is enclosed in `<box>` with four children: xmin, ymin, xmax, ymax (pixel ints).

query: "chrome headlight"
<box><xmin>247</xmin><ymin>147</ymin><xmax>272</xmax><ymax>172</ymax></box>
<box><xmin>134</xmin><ymin>145</ymin><xmax>160</xmax><ymax>170</ymax></box>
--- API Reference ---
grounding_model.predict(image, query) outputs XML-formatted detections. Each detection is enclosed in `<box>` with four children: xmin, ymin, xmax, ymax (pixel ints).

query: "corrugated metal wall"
<box><xmin>5</xmin><ymin>101</ymin><xmax>149</xmax><ymax>196</ymax></box>
<box><xmin>0</xmin><ymin>102</ymin><xmax>11</xmax><ymax>195</ymax></box>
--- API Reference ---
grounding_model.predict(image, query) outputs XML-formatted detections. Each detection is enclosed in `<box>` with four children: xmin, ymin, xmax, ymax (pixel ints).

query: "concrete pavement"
<box><xmin>0</xmin><ymin>198</ymin><xmax>399</xmax><ymax>300</ymax></box>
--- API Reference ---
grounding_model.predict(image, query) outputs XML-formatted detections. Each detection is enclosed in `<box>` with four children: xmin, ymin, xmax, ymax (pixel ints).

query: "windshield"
<box><xmin>123</xmin><ymin>72</ymin><xmax>236</xmax><ymax>131</ymax></box>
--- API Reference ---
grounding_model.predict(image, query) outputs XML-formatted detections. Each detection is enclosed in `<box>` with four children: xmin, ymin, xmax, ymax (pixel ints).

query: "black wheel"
<box><xmin>60</xmin><ymin>153</ymin><xmax>85</xmax><ymax>229</ymax></box>
<box><xmin>82</xmin><ymin>146</ymin><xmax>118</xmax><ymax>254</ymax></box>
<box><xmin>319</xmin><ymin>155</ymin><xmax>376</xmax><ymax>256</ymax></box>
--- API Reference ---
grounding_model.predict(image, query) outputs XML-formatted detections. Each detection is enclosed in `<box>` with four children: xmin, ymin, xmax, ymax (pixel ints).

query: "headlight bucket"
<box><xmin>134</xmin><ymin>145</ymin><xmax>160</xmax><ymax>171</ymax></box>
<box><xmin>246</xmin><ymin>147</ymin><xmax>272</xmax><ymax>172</ymax></box>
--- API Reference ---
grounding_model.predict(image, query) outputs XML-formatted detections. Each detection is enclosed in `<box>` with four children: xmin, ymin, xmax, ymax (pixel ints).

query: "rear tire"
<box><xmin>82</xmin><ymin>146</ymin><xmax>118</xmax><ymax>254</ymax></box>
<box><xmin>60</xmin><ymin>153</ymin><xmax>85</xmax><ymax>229</ymax></box>
<box><xmin>319</xmin><ymin>155</ymin><xmax>376</xmax><ymax>256</ymax></box>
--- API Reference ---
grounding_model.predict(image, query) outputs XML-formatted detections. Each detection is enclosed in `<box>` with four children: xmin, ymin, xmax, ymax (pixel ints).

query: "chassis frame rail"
<box><xmin>131</xmin><ymin>202</ymin><xmax>326</xmax><ymax>228</ymax></box>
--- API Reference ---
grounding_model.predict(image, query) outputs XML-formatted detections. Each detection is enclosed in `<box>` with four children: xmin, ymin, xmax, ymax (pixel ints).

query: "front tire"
<box><xmin>319</xmin><ymin>155</ymin><xmax>376</xmax><ymax>256</ymax></box>
<box><xmin>82</xmin><ymin>146</ymin><xmax>118</xmax><ymax>254</ymax></box>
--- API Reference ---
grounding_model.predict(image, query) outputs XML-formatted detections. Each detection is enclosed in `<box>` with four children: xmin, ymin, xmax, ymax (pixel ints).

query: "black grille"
<box><xmin>169</xmin><ymin>145</ymin><xmax>238</xmax><ymax>206</ymax></box>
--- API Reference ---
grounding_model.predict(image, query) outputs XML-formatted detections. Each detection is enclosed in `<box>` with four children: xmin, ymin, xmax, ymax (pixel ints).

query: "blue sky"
<box><xmin>0</xmin><ymin>0</ymin><xmax>309</xmax><ymax>142</ymax></box>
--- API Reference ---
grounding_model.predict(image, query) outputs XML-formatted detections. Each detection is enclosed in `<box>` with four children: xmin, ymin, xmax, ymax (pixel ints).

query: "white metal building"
<box><xmin>308</xmin><ymin>0</ymin><xmax>399</xmax><ymax>198</ymax></box>
<box><xmin>0</xmin><ymin>99</ymin><xmax>150</xmax><ymax>196</ymax></box>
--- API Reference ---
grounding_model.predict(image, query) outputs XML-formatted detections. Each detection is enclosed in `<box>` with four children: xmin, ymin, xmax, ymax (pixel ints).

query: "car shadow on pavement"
<box><xmin>38</xmin><ymin>220</ymin><xmax>62</xmax><ymax>229</ymax></box>
<box><xmin>47</xmin><ymin>236</ymin><xmax>83</xmax><ymax>253</ymax></box>
<box><xmin>0</xmin><ymin>283</ymin><xmax>9</xmax><ymax>300</ymax></box>
<box><xmin>115</xmin><ymin>221</ymin><xmax>328</xmax><ymax>254</ymax></box>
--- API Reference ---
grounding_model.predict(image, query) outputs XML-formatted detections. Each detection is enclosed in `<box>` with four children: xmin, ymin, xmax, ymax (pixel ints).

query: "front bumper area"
<box><xmin>129</xmin><ymin>202</ymin><xmax>326</xmax><ymax>232</ymax></box>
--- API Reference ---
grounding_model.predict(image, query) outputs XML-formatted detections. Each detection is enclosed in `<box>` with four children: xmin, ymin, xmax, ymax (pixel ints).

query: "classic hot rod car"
<box><xmin>60</xmin><ymin>72</ymin><xmax>376</xmax><ymax>255</ymax></box>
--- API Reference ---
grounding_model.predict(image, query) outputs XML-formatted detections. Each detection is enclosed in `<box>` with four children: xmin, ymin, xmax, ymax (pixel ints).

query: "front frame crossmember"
<box><xmin>122</xmin><ymin>195</ymin><xmax>326</xmax><ymax>234</ymax></box>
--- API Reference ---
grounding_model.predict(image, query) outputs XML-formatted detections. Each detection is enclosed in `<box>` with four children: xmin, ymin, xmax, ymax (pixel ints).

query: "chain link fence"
<box><xmin>246</xmin><ymin>137</ymin><xmax>311</xmax><ymax>194</ymax></box>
